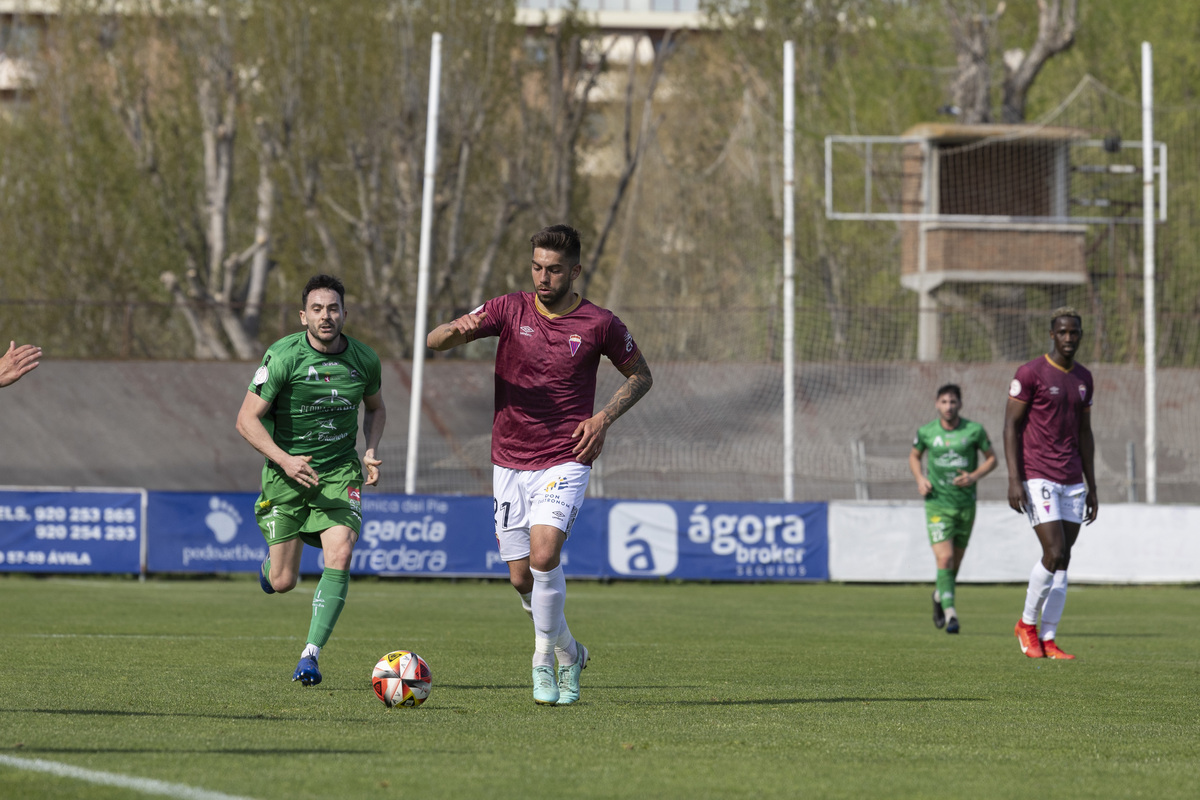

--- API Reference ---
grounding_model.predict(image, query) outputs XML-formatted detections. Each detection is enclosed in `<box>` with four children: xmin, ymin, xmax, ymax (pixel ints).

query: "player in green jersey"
<box><xmin>236</xmin><ymin>274</ymin><xmax>386</xmax><ymax>686</ymax></box>
<box><xmin>908</xmin><ymin>383</ymin><xmax>996</xmax><ymax>634</ymax></box>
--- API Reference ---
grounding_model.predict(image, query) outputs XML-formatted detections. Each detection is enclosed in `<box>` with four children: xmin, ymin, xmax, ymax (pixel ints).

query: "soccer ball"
<box><xmin>372</xmin><ymin>650</ymin><xmax>431</xmax><ymax>708</ymax></box>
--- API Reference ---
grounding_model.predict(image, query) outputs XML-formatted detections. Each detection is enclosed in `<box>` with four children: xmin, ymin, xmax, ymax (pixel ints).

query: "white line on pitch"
<box><xmin>15</xmin><ymin>634</ymin><xmax>296</xmax><ymax>640</ymax></box>
<box><xmin>0</xmin><ymin>755</ymin><xmax>257</xmax><ymax>800</ymax></box>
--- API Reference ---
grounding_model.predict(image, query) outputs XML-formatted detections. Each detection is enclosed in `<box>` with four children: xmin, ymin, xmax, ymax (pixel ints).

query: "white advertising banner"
<box><xmin>830</xmin><ymin>501</ymin><xmax>1200</xmax><ymax>584</ymax></box>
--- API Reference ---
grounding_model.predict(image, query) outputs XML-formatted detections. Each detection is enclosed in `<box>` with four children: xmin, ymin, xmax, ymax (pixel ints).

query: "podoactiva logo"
<box><xmin>608</xmin><ymin>503</ymin><xmax>678</xmax><ymax>576</ymax></box>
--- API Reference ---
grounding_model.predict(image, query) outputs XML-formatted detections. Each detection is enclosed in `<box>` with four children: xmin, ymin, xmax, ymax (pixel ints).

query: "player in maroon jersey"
<box><xmin>427</xmin><ymin>224</ymin><xmax>653</xmax><ymax>705</ymax></box>
<box><xmin>1003</xmin><ymin>307</ymin><xmax>1097</xmax><ymax>660</ymax></box>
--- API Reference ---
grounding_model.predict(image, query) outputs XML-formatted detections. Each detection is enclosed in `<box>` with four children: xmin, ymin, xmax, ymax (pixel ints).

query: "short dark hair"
<box><xmin>303</xmin><ymin>274</ymin><xmax>345</xmax><ymax>307</ymax></box>
<box><xmin>936</xmin><ymin>383</ymin><xmax>961</xmax><ymax>401</ymax></box>
<box><xmin>1050</xmin><ymin>306</ymin><xmax>1082</xmax><ymax>330</ymax></box>
<box><xmin>530</xmin><ymin>224</ymin><xmax>582</xmax><ymax>266</ymax></box>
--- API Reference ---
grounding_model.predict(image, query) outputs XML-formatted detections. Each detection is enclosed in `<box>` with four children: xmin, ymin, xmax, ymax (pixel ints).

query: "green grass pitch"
<box><xmin>2</xmin><ymin>576</ymin><xmax>1198</xmax><ymax>799</ymax></box>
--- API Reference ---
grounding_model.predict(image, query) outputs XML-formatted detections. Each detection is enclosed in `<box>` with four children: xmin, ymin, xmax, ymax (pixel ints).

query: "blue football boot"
<box><xmin>293</xmin><ymin>655</ymin><xmax>321</xmax><ymax>686</ymax></box>
<box><xmin>259</xmin><ymin>558</ymin><xmax>275</xmax><ymax>594</ymax></box>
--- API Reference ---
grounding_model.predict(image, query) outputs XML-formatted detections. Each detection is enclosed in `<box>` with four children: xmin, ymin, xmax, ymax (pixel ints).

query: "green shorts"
<box><xmin>255</xmin><ymin>458</ymin><xmax>363</xmax><ymax>548</ymax></box>
<box><xmin>925</xmin><ymin>504</ymin><xmax>976</xmax><ymax>548</ymax></box>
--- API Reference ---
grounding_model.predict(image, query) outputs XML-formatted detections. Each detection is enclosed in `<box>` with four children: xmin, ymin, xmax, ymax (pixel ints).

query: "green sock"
<box><xmin>261</xmin><ymin>557</ymin><xmax>271</xmax><ymax>581</ymax></box>
<box><xmin>306</xmin><ymin>568</ymin><xmax>350</xmax><ymax>648</ymax></box>
<box><xmin>936</xmin><ymin>568</ymin><xmax>955</xmax><ymax>612</ymax></box>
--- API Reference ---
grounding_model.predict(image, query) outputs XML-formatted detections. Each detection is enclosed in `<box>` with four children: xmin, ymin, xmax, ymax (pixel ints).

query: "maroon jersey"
<box><xmin>1008</xmin><ymin>355</ymin><xmax>1094</xmax><ymax>483</ymax></box>
<box><xmin>471</xmin><ymin>292</ymin><xmax>639</xmax><ymax>470</ymax></box>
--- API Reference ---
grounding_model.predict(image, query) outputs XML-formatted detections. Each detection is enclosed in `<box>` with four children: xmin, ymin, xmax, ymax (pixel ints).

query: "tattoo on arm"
<box><xmin>601</xmin><ymin>354</ymin><xmax>653</xmax><ymax>425</ymax></box>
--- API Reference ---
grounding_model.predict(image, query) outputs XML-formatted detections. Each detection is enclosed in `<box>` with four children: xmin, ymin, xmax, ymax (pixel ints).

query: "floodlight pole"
<box><xmin>405</xmin><ymin>32</ymin><xmax>443</xmax><ymax>495</ymax></box>
<box><xmin>1141</xmin><ymin>42</ymin><xmax>1157</xmax><ymax>503</ymax></box>
<box><xmin>782</xmin><ymin>41</ymin><xmax>796</xmax><ymax>502</ymax></box>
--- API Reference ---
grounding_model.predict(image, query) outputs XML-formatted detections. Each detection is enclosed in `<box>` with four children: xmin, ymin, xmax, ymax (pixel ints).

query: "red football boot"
<box><xmin>1041</xmin><ymin>639</ymin><xmax>1076</xmax><ymax>660</ymax></box>
<box><xmin>1015</xmin><ymin>620</ymin><xmax>1044</xmax><ymax>658</ymax></box>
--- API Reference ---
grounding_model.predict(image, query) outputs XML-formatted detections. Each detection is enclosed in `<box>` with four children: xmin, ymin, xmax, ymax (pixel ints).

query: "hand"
<box><xmin>281</xmin><ymin>454</ymin><xmax>319</xmax><ymax>488</ymax></box>
<box><xmin>570</xmin><ymin>413</ymin><xmax>610</xmax><ymax>465</ymax></box>
<box><xmin>0</xmin><ymin>341</ymin><xmax>41</xmax><ymax>387</ymax></box>
<box><xmin>951</xmin><ymin>470</ymin><xmax>975</xmax><ymax>488</ymax></box>
<box><xmin>916</xmin><ymin>476</ymin><xmax>932</xmax><ymax>497</ymax></box>
<box><xmin>1084</xmin><ymin>486</ymin><xmax>1099</xmax><ymax>525</ymax></box>
<box><xmin>450</xmin><ymin>312</ymin><xmax>486</xmax><ymax>338</ymax></box>
<box><xmin>363</xmin><ymin>449</ymin><xmax>382</xmax><ymax>486</ymax></box>
<box><xmin>1007</xmin><ymin>476</ymin><xmax>1026</xmax><ymax>514</ymax></box>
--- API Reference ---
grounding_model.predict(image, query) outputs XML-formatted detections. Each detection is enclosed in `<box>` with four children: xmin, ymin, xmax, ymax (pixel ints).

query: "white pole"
<box><xmin>405</xmin><ymin>32</ymin><xmax>443</xmax><ymax>495</ymax></box>
<box><xmin>782</xmin><ymin>41</ymin><xmax>795</xmax><ymax>502</ymax></box>
<box><xmin>1141</xmin><ymin>41</ymin><xmax>1157</xmax><ymax>503</ymax></box>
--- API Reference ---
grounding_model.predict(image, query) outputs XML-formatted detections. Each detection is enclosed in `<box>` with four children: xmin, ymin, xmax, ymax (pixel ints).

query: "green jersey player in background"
<box><xmin>236</xmin><ymin>274</ymin><xmax>386</xmax><ymax>686</ymax></box>
<box><xmin>908</xmin><ymin>383</ymin><xmax>996</xmax><ymax>635</ymax></box>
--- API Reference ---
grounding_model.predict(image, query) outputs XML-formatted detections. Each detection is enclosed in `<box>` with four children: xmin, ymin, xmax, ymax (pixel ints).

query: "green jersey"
<box><xmin>913</xmin><ymin>417</ymin><xmax>992</xmax><ymax>510</ymax></box>
<box><xmin>249</xmin><ymin>331</ymin><xmax>382</xmax><ymax>476</ymax></box>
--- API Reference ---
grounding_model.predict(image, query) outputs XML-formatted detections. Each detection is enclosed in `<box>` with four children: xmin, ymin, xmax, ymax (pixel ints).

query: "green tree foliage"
<box><xmin>2</xmin><ymin>0</ymin><xmax>1198</xmax><ymax>364</ymax></box>
<box><xmin>0</xmin><ymin>0</ymin><xmax>630</xmax><ymax>359</ymax></box>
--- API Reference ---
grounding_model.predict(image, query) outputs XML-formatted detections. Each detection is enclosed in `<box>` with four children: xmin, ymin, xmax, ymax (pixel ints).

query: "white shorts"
<box><xmin>492</xmin><ymin>462</ymin><xmax>590</xmax><ymax>562</ymax></box>
<box><xmin>1024</xmin><ymin>479</ymin><xmax>1087</xmax><ymax>527</ymax></box>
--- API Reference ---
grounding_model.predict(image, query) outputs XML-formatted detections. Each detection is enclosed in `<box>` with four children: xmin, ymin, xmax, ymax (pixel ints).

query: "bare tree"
<box><xmin>106</xmin><ymin>1</ymin><xmax>274</xmax><ymax>359</ymax></box>
<box><xmin>944</xmin><ymin>0</ymin><xmax>1079</xmax><ymax>124</ymax></box>
<box><xmin>585</xmin><ymin>30</ymin><xmax>677</xmax><ymax>299</ymax></box>
<box><xmin>945</xmin><ymin>1</ymin><xmax>1005</xmax><ymax>124</ymax></box>
<box><xmin>1000</xmin><ymin>0</ymin><xmax>1079</xmax><ymax>123</ymax></box>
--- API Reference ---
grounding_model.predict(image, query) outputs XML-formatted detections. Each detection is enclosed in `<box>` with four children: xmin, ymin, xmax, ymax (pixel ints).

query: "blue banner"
<box><xmin>147</xmin><ymin>492</ymin><xmax>266</xmax><ymax>573</ymax></box>
<box><xmin>303</xmin><ymin>494</ymin><xmax>499</xmax><ymax>577</ymax></box>
<box><xmin>131</xmin><ymin>491</ymin><xmax>829</xmax><ymax>582</ymax></box>
<box><xmin>599</xmin><ymin>500</ymin><xmax>828</xmax><ymax>581</ymax></box>
<box><xmin>0</xmin><ymin>489</ymin><xmax>144</xmax><ymax>574</ymax></box>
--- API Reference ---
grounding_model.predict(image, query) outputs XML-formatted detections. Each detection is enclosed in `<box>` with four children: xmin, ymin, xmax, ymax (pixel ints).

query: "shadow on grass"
<box><xmin>9</xmin><ymin>746</ymin><xmax>380</xmax><ymax>755</ymax></box>
<box><xmin>3</xmin><ymin>708</ymin><xmax>330</xmax><ymax>722</ymax></box>
<box><xmin>633</xmin><ymin>696</ymin><xmax>991</xmax><ymax>706</ymax></box>
<box><xmin>967</xmin><ymin>631</ymin><xmax>1161</xmax><ymax>638</ymax></box>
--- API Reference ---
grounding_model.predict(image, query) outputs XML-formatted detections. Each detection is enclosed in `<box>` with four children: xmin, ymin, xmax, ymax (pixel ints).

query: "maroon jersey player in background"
<box><xmin>427</xmin><ymin>224</ymin><xmax>653</xmax><ymax>705</ymax></box>
<box><xmin>1004</xmin><ymin>307</ymin><xmax>1098</xmax><ymax>660</ymax></box>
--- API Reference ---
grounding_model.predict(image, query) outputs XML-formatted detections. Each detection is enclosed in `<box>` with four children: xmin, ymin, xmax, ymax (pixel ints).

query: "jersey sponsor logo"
<box><xmin>299</xmin><ymin>390</ymin><xmax>355</xmax><ymax>412</ymax></box>
<box><xmin>608</xmin><ymin>502</ymin><xmax>679</xmax><ymax>576</ymax></box>
<box><xmin>933</xmin><ymin>452</ymin><xmax>968</xmax><ymax>469</ymax></box>
<box><xmin>569</xmin><ymin>334</ymin><xmax>582</xmax><ymax>357</ymax></box>
<box><xmin>520</xmin><ymin>326</ymin><xmax>535</xmax><ymax>337</ymax></box>
<box><xmin>624</xmin><ymin>331</ymin><xmax>635</xmax><ymax>353</ymax></box>
<box><xmin>348</xmin><ymin>487</ymin><xmax>361</xmax><ymax>502</ymax></box>
<box><xmin>1009</xmin><ymin>378</ymin><xmax>1021</xmax><ymax>397</ymax></box>
<box><xmin>253</xmin><ymin>366</ymin><xmax>269</xmax><ymax>386</ymax></box>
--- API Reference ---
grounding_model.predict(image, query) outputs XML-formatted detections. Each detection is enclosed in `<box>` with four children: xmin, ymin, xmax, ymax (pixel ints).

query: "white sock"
<box><xmin>520</xmin><ymin>591</ymin><xmax>533</xmax><ymax>621</ymax></box>
<box><xmin>301</xmin><ymin>643</ymin><xmax>320</xmax><ymax>660</ymax></box>
<box><xmin>945</xmin><ymin>606</ymin><xmax>957</xmax><ymax>621</ymax></box>
<box><xmin>1022</xmin><ymin>561</ymin><xmax>1054</xmax><ymax>626</ymax></box>
<box><xmin>1040</xmin><ymin>570</ymin><xmax>1069</xmax><ymax>640</ymax></box>
<box><xmin>530</xmin><ymin>566</ymin><xmax>564</xmax><ymax>669</ymax></box>
<box><xmin>555</xmin><ymin>619</ymin><xmax>578</xmax><ymax>667</ymax></box>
